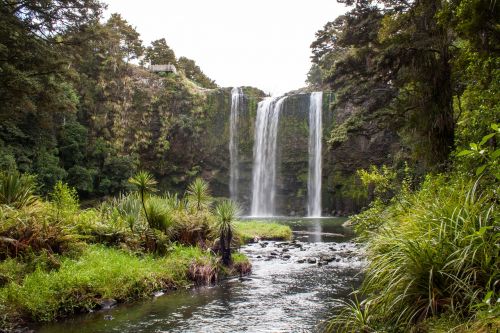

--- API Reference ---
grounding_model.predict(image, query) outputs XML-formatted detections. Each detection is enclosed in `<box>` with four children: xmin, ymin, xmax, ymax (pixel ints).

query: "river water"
<box><xmin>38</xmin><ymin>217</ymin><xmax>364</xmax><ymax>333</ymax></box>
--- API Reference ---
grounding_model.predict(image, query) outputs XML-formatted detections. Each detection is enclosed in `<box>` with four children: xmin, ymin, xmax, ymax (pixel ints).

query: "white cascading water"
<box><xmin>229</xmin><ymin>87</ymin><xmax>243</xmax><ymax>202</ymax></box>
<box><xmin>250</xmin><ymin>96</ymin><xmax>287</xmax><ymax>216</ymax></box>
<box><xmin>307</xmin><ymin>92</ymin><xmax>323</xmax><ymax>217</ymax></box>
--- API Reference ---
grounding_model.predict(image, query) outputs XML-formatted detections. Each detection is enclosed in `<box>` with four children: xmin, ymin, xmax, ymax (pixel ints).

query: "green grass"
<box><xmin>0</xmin><ymin>244</ymin><xmax>216</xmax><ymax>323</ymax></box>
<box><xmin>234</xmin><ymin>220</ymin><xmax>292</xmax><ymax>243</ymax></box>
<box><xmin>327</xmin><ymin>175</ymin><xmax>500</xmax><ymax>332</ymax></box>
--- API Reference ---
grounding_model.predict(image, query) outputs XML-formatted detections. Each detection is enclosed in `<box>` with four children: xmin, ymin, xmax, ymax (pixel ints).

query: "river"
<box><xmin>38</xmin><ymin>217</ymin><xmax>364</xmax><ymax>333</ymax></box>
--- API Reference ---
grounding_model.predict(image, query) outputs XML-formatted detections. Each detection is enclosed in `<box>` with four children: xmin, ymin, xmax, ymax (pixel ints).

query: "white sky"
<box><xmin>103</xmin><ymin>0</ymin><xmax>347</xmax><ymax>95</ymax></box>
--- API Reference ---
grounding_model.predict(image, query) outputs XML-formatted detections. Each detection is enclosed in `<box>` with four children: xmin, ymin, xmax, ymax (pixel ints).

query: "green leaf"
<box><xmin>456</xmin><ymin>150</ymin><xmax>473</xmax><ymax>157</ymax></box>
<box><xmin>476</xmin><ymin>226</ymin><xmax>491</xmax><ymax>237</ymax></box>
<box><xmin>470</xmin><ymin>143</ymin><xmax>478</xmax><ymax>150</ymax></box>
<box><xmin>483</xmin><ymin>291</ymin><xmax>493</xmax><ymax>304</ymax></box>
<box><xmin>491</xmin><ymin>149</ymin><xmax>500</xmax><ymax>159</ymax></box>
<box><xmin>479</xmin><ymin>133</ymin><xmax>495</xmax><ymax>146</ymax></box>
<box><xmin>491</xmin><ymin>123</ymin><xmax>499</xmax><ymax>132</ymax></box>
<box><xmin>475</xmin><ymin>164</ymin><xmax>487</xmax><ymax>176</ymax></box>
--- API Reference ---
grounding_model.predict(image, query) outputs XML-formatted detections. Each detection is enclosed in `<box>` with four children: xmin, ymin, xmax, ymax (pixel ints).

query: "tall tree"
<box><xmin>144</xmin><ymin>38</ymin><xmax>177</xmax><ymax>66</ymax></box>
<box><xmin>311</xmin><ymin>0</ymin><xmax>464</xmax><ymax>169</ymax></box>
<box><xmin>0</xmin><ymin>0</ymin><xmax>103</xmax><ymax>183</ymax></box>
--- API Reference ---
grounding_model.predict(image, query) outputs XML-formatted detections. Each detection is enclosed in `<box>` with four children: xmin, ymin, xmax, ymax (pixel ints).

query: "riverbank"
<box><xmin>235</xmin><ymin>220</ymin><xmax>293</xmax><ymax>243</ymax></box>
<box><xmin>325</xmin><ymin>174</ymin><xmax>499</xmax><ymax>333</ymax></box>
<box><xmin>35</xmin><ymin>217</ymin><xmax>363</xmax><ymax>333</ymax></box>
<box><xmin>0</xmin><ymin>173</ymin><xmax>291</xmax><ymax>332</ymax></box>
<box><xmin>0</xmin><ymin>221</ymin><xmax>290</xmax><ymax>332</ymax></box>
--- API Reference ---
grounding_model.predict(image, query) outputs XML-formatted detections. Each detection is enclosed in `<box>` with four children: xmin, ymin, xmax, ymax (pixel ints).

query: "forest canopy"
<box><xmin>0</xmin><ymin>0</ymin><xmax>218</xmax><ymax>197</ymax></box>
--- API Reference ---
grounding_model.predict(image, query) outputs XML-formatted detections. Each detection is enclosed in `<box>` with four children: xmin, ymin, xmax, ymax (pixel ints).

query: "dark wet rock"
<box><xmin>98</xmin><ymin>298</ymin><xmax>117</xmax><ymax>310</ymax></box>
<box><xmin>256</xmin><ymin>255</ymin><xmax>262</xmax><ymax>258</ymax></box>
<box><xmin>317</xmin><ymin>262</ymin><xmax>323</xmax><ymax>267</ymax></box>
<box><xmin>336</xmin><ymin>258</ymin><xmax>341</xmax><ymax>262</ymax></box>
<box><xmin>270</xmin><ymin>251</ymin><xmax>278</xmax><ymax>256</ymax></box>
<box><xmin>297</xmin><ymin>258</ymin><xmax>306</xmax><ymax>263</ymax></box>
<box><xmin>307</xmin><ymin>258</ymin><xmax>317</xmax><ymax>264</ymax></box>
<box><xmin>239</xmin><ymin>277</ymin><xmax>252</xmax><ymax>282</ymax></box>
<box><xmin>329</xmin><ymin>247</ymin><xmax>337</xmax><ymax>251</ymax></box>
<box><xmin>282</xmin><ymin>254</ymin><xmax>291</xmax><ymax>260</ymax></box>
<box><xmin>320</xmin><ymin>256</ymin><xmax>336</xmax><ymax>263</ymax></box>
<box><xmin>259</xmin><ymin>243</ymin><xmax>267</xmax><ymax>248</ymax></box>
<box><xmin>282</xmin><ymin>248</ymin><xmax>289</xmax><ymax>252</ymax></box>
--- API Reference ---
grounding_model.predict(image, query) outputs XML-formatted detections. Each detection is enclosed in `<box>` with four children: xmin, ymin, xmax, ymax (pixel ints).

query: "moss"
<box><xmin>327</xmin><ymin>112</ymin><xmax>365</xmax><ymax>146</ymax></box>
<box><xmin>234</xmin><ymin>221</ymin><xmax>292</xmax><ymax>243</ymax></box>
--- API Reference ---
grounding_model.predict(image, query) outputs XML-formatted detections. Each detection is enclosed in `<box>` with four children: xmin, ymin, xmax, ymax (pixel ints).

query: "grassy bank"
<box><xmin>326</xmin><ymin>175</ymin><xmax>499</xmax><ymax>332</ymax></box>
<box><xmin>0</xmin><ymin>245</ymin><xmax>209</xmax><ymax>322</ymax></box>
<box><xmin>0</xmin><ymin>244</ymin><xmax>250</xmax><ymax>330</ymax></box>
<box><xmin>0</xmin><ymin>173</ymin><xmax>252</xmax><ymax>331</ymax></box>
<box><xmin>234</xmin><ymin>220</ymin><xmax>293</xmax><ymax>243</ymax></box>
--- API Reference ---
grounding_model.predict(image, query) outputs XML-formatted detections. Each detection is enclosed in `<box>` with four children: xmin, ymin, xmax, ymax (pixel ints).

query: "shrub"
<box><xmin>169</xmin><ymin>209</ymin><xmax>215</xmax><ymax>246</ymax></box>
<box><xmin>186</xmin><ymin>177</ymin><xmax>212</xmax><ymax>211</ymax></box>
<box><xmin>145</xmin><ymin>195</ymin><xmax>174</xmax><ymax>232</ymax></box>
<box><xmin>49</xmin><ymin>181</ymin><xmax>79</xmax><ymax>223</ymax></box>
<box><xmin>0</xmin><ymin>172</ymin><xmax>37</xmax><ymax>209</ymax></box>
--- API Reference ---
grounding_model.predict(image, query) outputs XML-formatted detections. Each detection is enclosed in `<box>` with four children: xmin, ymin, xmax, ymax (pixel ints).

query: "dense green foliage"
<box><xmin>310</xmin><ymin>0</ymin><xmax>499</xmax><ymax>172</ymax></box>
<box><xmin>327</xmin><ymin>175</ymin><xmax>499</xmax><ymax>332</ymax></box>
<box><xmin>0</xmin><ymin>173</ymin><xmax>254</xmax><ymax>330</ymax></box>
<box><xmin>0</xmin><ymin>0</ymin><xmax>220</xmax><ymax>198</ymax></box>
<box><xmin>312</xmin><ymin>1</ymin><xmax>499</xmax><ymax>331</ymax></box>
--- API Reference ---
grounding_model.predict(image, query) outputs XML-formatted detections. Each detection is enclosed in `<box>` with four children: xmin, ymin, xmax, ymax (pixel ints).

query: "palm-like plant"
<box><xmin>186</xmin><ymin>178</ymin><xmax>212</xmax><ymax>211</ymax></box>
<box><xmin>215</xmin><ymin>200</ymin><xmax>239</xmax><ymax>266</ymax></box>
<box><xmin>0</xmin><ymin>172</ymin><xmax>37</xmax><ymax>209</ymax></box>
<box><xmin>128</xmin><ymin>171</ymin><xmax>157</xmax><ymax>227</ymax></box>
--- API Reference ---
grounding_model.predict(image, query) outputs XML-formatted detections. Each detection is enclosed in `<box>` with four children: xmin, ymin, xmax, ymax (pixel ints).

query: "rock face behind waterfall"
<box><xmin>116</xmin><ymin>69</ymin><xmax>399</xmax><ymax>215</ymax></box>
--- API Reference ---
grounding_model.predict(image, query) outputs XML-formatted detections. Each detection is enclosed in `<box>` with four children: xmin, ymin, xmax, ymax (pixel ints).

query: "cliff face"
<box><xmin>126</xmin><ymin>71</ymin><xmax>399</xmax><ymax>216</ymax></box>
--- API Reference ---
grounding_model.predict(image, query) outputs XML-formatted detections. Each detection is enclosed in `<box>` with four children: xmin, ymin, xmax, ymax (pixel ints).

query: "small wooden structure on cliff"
<box><xmin>149</xmin><ymin>64</ymin><xmax>177</xmax><ymax>74</ymax></box>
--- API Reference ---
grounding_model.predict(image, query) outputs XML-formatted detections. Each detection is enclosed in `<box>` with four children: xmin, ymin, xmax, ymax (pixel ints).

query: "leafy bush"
<box><xmin>49</xmin><ymin>181</ymin><xmax>79</xmax><ymax>223</ymax></box>
<box><xmin>145</xmin><ymin>196</ymin><xmax>174</xmax><ymax>232</ymax></box>
<box><xmin>186</xmin><ymin>177</ymin><xmax>212</xmax><ymax>211</ymax></box>
<box><xmin>0</xmin><ymin>172</ymin><xmax>37</xmax><ymax>209</ymax></box>
<box><xmin>0</xmin><ymin>203</ymin><xmax>80</xmax><ymax>259</ymax></box>
<box><xmin>169</xmin><ymin>209</ymin><xmax>215</xmax><ymax>246</ymax></box>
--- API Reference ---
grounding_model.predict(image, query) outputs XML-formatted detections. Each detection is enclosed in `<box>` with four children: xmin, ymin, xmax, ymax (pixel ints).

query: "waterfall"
<box><xmin>229</xmin><ymin>87</ymin><xmax>243</xmax><ymax>202</ymax></box>
<box><xmin>307</xmin><ymin>92</ymin><xmax>323</xmax><ymax>217</ymax></box>
<box><xmin>250</xmin><ymin>96</ymin><xmax>287</xmax><ymax>217</ymax></box>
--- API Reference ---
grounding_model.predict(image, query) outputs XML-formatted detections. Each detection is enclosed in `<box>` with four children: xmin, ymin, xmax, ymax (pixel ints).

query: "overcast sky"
<box><xmin>104</xmin><ymin>0</ymin><xmax>347</xmax><ymax>95</ymax></box>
